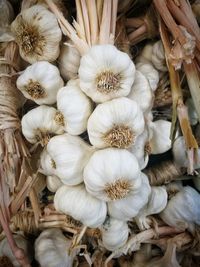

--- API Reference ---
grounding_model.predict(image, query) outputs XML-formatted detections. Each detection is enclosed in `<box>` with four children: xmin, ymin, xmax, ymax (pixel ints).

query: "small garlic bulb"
<box><xmin>17</xmin><ymin>61</ymin><xmax>64</xmax><ymax>105</ymax></box>
<box><xmin>58</xmin><ymin>42</ymin><xmax>81</xmax><ymax>81</ymax></box>
<box><xmin>35</xmin><ymin>228</ymin><xmax>73</xmax><ymax>267</ymax></box>
<box><xmin>87</xmin><ymin>97</ymin><xmax>144</xmax><ymax>149</ymax></box>
<box><xmin>186</xmin><ymin>98</ymin><xmax>198</xmax><ymax>126</ymax></box>
<box><xmin>135</xmin><ymin>186</ymin><xmax>168</xmax><ymax>230</ymax></box>
<box><xmin>135</xmin><ymin>43</ymin><xmax>154</xmax><ymax>64</ymax></box>
<box><xmin>46</xmin><ymin>134</ymin><xmax>94</xmax><ymax>185</ymax></box>
<box><xmin>128</xmin><ymin>70</ymin><xmax>153</xmax><ymax>113</ymax></box>
<box><xmin>108</xmin><ymin>173</ymin><xmax>151</xmax><ymax>221</ymax></box>
<box><xmin>47</xmin><ymin>175</ymin><xmax>63</xmax><ymax>192</ymax></box>
<box><xmin>54</xmin><ymin>184</ymin><xmax>107</xmax><ymax>228</ymax></box>
<box><xmin>79</xmin><ymin>45</ymin><xmax>135</xmax><ymax>103</ymax></box>
<box><xmin>151</xmin><ymin>40</ymin><xmax>167</xmax><ymax>72</ymax></box>
<box><xmin>160</xmin><ymin>186</ymin><xmax>200</xmax><ymax>232</ymax></box>
<box><xmin>101</xmin><ymin>217</ymin><xmax>129</xmax><ymax>251</ymax></box>
<box><xmin>57</xmin><ymin>80</ymin><xmax>93</xmax><ymax>135</ymax></box>
<box><xmin>21</xmin><ymin>105</ymin><xmax>64</xmax><ymax>145</ymax></box>
<box><xmin>11</xmin><ymin>5</ymin><xmax>62</xmax><ymax>63</ymax></box>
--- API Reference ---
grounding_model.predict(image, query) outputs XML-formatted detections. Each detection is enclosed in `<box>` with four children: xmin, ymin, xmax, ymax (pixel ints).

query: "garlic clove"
<box><xmin>46</xmin><ymin>175</ymin><xmax>63</xmax><ymax>193</ymax></box>
<box><xmin>87</xmin><ymin>97</ymin><xmax>145</xmax><ymax>149</ymax></box>
<box><xmin>17</xmin><ymin>61</ymin><xmax>64</xmax><ymax>105</ymax></box>
<box><xmin>151</xmin><ymin>40</ymin><xmax>168</xmax><ymax>72</ymax></box>
<box><xmin>79</xmin><ymin>45</ymin><xmax>135</xmax><ymax>103</ymax></box>
<box><xmin>54</xmin><ymin>184</ymin><xmax>107</xmax><ymax>228</ymax></box>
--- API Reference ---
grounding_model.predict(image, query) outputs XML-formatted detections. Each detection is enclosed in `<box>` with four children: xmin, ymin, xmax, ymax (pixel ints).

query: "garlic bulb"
<box><xmin>47</xmin><ymin>175</ymin><xmax>63</xmax><ymax>192</ymax></box>
<box><xmin>87</xmin><ymin>97</ymin><xmax>145</xmax><ymax>149</ymax></box>
<box><xmin>151</xmin><ymin>40</ymin><xmax>167</xmax><ymax>72</ymax></box>
<box><xmin>160</xmin><ymin>186</ymin><xmax>200</xmax><ymax>232</ymax></box>
<box><xmin>11</xmin><ymin>5</ymin><xmax>62</xmax><ymax>63</ymax></box>
<box><xmin>46</xmin><ymin>134</ymin><xmax>94</xmax><ymax>185</ymax></box>
<box><xmin>17</xmin><ymin>61</ymin><xmax>64</xmax><ymax>105</ymax></box>
<box><xmin>54</xmin><ymin>184</ymin><xmax>107</xmax><ymax>228</ymax></box>
<box><xmin>128</xmin><ymin>70</ymin><xmax>153</xmax><ymax>113</ymax></box>
<box><xmin>108</xmin><ymin>173</ymin><xmax>151</xmax><ymax>221</ymax></box>
<box><xmin>136</xmin><ymin>62</ymin><xmax>159</xmax><ymax>91</ymax></box>
<box><xmin>101</xmin><ymin>217</ymin><xmax>129</xmax><ymax>251</ymax></box>
<box><xmin>0</xmin><ymin>234</ymin><xmax>32</xmax><ymax>267</ymax></box>
<box><xmin>21</xmin><ymin>105</ymin><xmax>64</xmax><ymax>145</ymax></box>
<box><xmin>136</xmin><ymin>43</ymin><xmax>154</xmax><ymax>63</ymax></box>
<box><xmin>135</xmin><ymin>186</ymin><xmax>168</xmax><ymax>230</ymax></box>
<box><xmin>57</xmin><ymin>80</ymin><xmax>93</xmax><ymax>135</ymax></box>
<box><xmin>186</xmin><ymin>98</ymin><xmax>198</xmax><ymax>126</ymax></box>
<box><xmin>35</xmin><ymin>228</ymin><xmax>73</xmax><ymax>267</ymax></box>
<box><xmin>58</xmin><ymin>42</ymin><xmax>81</xmax><ymax>81</ymax></box>
<box><xmin>79</xmin><ymin>45</ymin><xmax>135</xmax><ymax>103</ymax></box>
<box><xmin>40</xmin><ymin>148</ymin><xmax>55</xmax><ymax>175</ymax></box>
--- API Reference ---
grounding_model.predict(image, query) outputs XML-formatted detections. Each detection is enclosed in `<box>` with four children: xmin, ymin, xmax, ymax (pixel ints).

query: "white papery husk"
<box><xmin>46</xmin><ymin>175</ymin><xmax>63</xmax><ymax>193</ymax></box>
<box><xmin>151</xmin><ymin>40</ymin><xmax>168</xmax><ymax>72</ymax></box>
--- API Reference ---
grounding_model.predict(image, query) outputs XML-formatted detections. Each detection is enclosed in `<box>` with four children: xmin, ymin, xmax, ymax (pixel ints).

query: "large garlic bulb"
<box><xmin>79</xmin><ymin>45</ymin><xmax>135</xmax><ymax>103</ymax></box>
<box><xmin>54</xmin><ymin>184</ymin><xmax>107</xmax><ymax>228</ymax></box>
<box><xmin>160</xmin><ymin>186</ymin><xmax>200</xmax><ymax>232</ymax></box>
<box><xmin>87</xmin><ymin>97</ymin><xmax>144</xmax><ymax>149</ymax></box>
<box><xmin>57</xmin><ymin>80</ymin><xmax>93</xmax><ymax>135</ymax></box>
<box><xmin>17</xmin><ymin>61</ymin><xmax>64</xmax><ymax>105</ymax></box>
<box><xmin>35</xmin><ymin>229</ymin><xmax>73</xmax><ymax>267</ymax></box>
<box><xmin>21</xmin><ymin>105</ymin><xmax>64</xmax><ymax>145</ymax></box>
<box><xmin>101</xmin><ymin>217</ymin><xmax>129</xmax><ymax>251</ymax></box>
<box><xmin>47</xmin><ymin>175</ymin><xmax>63</xmax><ymax>192</ymax></box>
<box><xmin>58</xmin><ymin>43</ymin><xmax>81</xmax><ymax>81</ymax></box>
<box><xmin>46</xmin><ymin>134</ymin><xmax>94</xmax><ymax>185</ymax></box>
<box><xmin>11</xmin><ymin>5</ymin><xmax>62</xmax><ymax>63</ymax></box>
<box><xmin>151</xmin><ymin>40</ymin><xmax>167</xmax><ymax>72</ymax></box>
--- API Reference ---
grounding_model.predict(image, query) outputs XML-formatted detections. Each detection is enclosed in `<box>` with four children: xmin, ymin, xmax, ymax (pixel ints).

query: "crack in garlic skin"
<box><xmin>96</xmin><ymin>71</ymin><xmax>121</xmax><ymax>94</ymax></box>
<box><xmin>54</xmin><ymin>111</ymin><xmax>65</xmax><ymax>126</ymax></box>
<box><xmin>104</xmin><ymin>179</ymin><xmax>132</xmax><ymax>200</ymax></box>
<box><xmin>104</xmin><ymin>125</ymin><xmax>135</xmax><ymax>148</ymax></box>
<box><xmin>24</xmin><ymin>79</ymin><xmax>46</xmax><ymax>99</ymax></box>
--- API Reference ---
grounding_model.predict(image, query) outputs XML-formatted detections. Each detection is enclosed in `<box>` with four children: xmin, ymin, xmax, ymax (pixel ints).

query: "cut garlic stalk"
<box><xmin>46</xmin><ymin>175</ymin><xmax>63</xmax><ymax>193</ymax></box>
<box><xmin>151</xmin><ymin>40</ymin><xmax>167</xmax><ymax>72</ymax></box>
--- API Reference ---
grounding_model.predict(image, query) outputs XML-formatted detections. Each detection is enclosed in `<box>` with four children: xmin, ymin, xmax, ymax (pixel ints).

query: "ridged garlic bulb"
<box><xmin>160</xmin><ymin>186</ymin><xmax>200</xmax><ymax>232</ymax></box>
<box><xmin>79</xmin><ymin>45</ymin><xmax>135</xmax><ymax>103</ymax></box>
<box><xmin>101</xmin><ymin>217</ymin><xmax>129</xmax><ymax>251</ymax></box>
<box><xmin>135</xmin><ymin>186</ymin><xmax>168</xmax><ymax>230</ymax></box>
<box><xmin>54</xmin><ymin>184</ymin><xmax>107</xmax><ymax>228</ymax></box>
<box><xmin>22</xmin><ymin>105</ymin><xmax>64</xmax><ymax>145</ymax></box>
<box><xmin>46</xmin><ymin>134</ymin><xmax>94</xmax><ymax>185</ymax></box>
<box><xmin>151</xmin><ymin>40</ymin><xmax>167</xmax><ymax>72</ymax></box>
<box><xmin>58</xmin><ymin>43</ymin><xmax>81</xmax><ymax>81</ymax></box>
<box><xmin>108</xmin><ymin>173</ymin><xmax>151</xmax><ymax>221</ymax></box>
<box><xmin>57</xmin><ymin>80</ymin><xmax>93</xmax><ymax>135</ymax></box>
<box><xmin>35</xmin><ymin>229</ymin><xmax>73</xmax><ymax>267</ymax></box>
<box><xmin>47</xmin><ymin>175</ymin><xmax>63</xmax><ymax>192</ymax></box>
<box><xmin>87</xmin><ymin>97</ymin><xmax>144</xmax><ymax>149</ymax></box>
<box><xmin>11</xmin><ymin>5</ymin><xmax>62</xmax><ymax>63</ymax></box>
<box><xmin>128</xmin><ymin>71</ymin><xmax>153</xmax><ymax>113</ymax></box>
<box><xmin>17</xmin><ymin>61</ymin><xmax>64</xmax><ymax>105</ymax></box>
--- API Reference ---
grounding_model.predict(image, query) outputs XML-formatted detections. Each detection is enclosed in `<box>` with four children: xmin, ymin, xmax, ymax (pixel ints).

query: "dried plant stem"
<box><xmin>86</xmin><ymin>0</ymin><xmax>98</xmax><ymax>44</ymax></box>
<box><xmin>126</xmin><ymin>17</ymin><xmax>144</xmax><ymax>28</ymax></box>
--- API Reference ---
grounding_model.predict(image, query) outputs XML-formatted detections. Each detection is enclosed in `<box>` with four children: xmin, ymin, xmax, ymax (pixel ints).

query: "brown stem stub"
<box><xmin>24</xmin><ymin>79</ymin><xmax>46</xmax><ymax>99</ymax></box>
<box><xmin>54</xmin><ymin>111</ymin><xmax>65</xmax><ymax>126</ymax></box>
<box><xmin>96</xmin><ymin>71</ymin><xmax>121</xmax><ymax>94</ymax></box>
<box><xmin>104</xmin><ymin>179</ymin><xmax>131</xmax><ymax>200</ymax></box>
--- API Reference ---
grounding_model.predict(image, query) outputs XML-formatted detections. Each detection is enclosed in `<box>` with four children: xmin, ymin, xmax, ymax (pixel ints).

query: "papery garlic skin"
<box><xmin>57</xmin><ymin>80</ymin><xmax>93</xmax><ymax>135</ymax></box>
<box><xmin>40</xmin><ymin>148</ymin><xmax>55</xmax><ymax>176</ymax></box>
<box><xmin>47</xmin><ymin>134</ymin><xmax>94</xmax><ymax>185</ymax></box>
<box><xmin>135</xmin><ymin>186</ymin><xmax>168</xmax><ymax>230</ymax></box>
<box><xmin>47</xmin><ymin>175</ymin><xmax>63</xmax><ymax>192</ymax></box>
<box><xmin>160</xmin><ymin>186</ymin><xmax>200</xmax><ymax>232</ymax></box>
<box><xmin>21</xmin><ymin>105</ymin><xmax>64</xmax><ymax>145</ymax></box>
<box><xmin>151</xmin><ymin>40</ymin><xmax>167</xmax><ymax>72</ymax></box>
<box><xmin>136</xmin><ymin>43</ymin><xmax>153</xmax><ymax>64</ymax></box>
<box><xmin>108</xmin><ymin>173</ymin><xmax>151</xmax><ymax>221</ymax></box>
<box><xmin>17</xmin><ymin>61</ymin><xmax>64</xmax><ymax>105</ymax></box>
<box><xmin>101</xmin><ymin>217</ymin><xmax>129</xmax><ymax>251</ymax></box>
<box><xmin>79</xmin><ymin>45</ymin><xmax>135</xmax><ymax>103</ymax></box>
<box><xmin>54</xmin><ymin>184</ymin><xmax>107</xmax><ymax>228</ymax></box>
<box><xmin>35</xmin><ymin>229</ymin><xmax>73</xmax><ymax>267</ymax></box>
<box><xmin>84</xmin><ymin>148</ymin><xmax>142</xmax><ymax>201</ymax></box>
<box><xmin>87</xmin><ymin>97</ymin><xmax>144</xmax><ymax>149</ymax></box>
<box><xmin>11</xmin><ymin>5</ymin><xmax>62</xmax><ymax>63</ymax></box>
<box><xmin>58</xmin><ymin>43</ymin><xmax>81</xmax><ymax>81</ymax></box>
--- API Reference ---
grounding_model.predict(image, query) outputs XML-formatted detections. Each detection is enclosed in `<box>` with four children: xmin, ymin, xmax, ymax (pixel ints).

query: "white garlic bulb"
<box><xmin>79</xmin><ymin>45</ymin><xmax>135</xmax><ymax>103</ymax></box>
<box><xmin>160</xmin><ymin>186</ymin><xmax>200</xmax><ymax>232</ymax></box>
<box><xmin>54</xmin><ymin>184</ymin><xmax>107</xmax><ymax>228</ymax></box>
<box><xmin>87</xmin><ymin>97</ymin><xmax>145</xmax><ymax>149</ymax></box>
<box><xmin>128</xmin><ymin>70</ymin><xmax>153</xmax><ymax>113</ymax></box>
<box><xmin>47</xmin><ymin>175</ymin><xmax>63</xmax><ymax>192</ymax></box>
<box><xmin>135</xmin><ymin>186</ymin><xmax>168</xmax><ymax>230</ymax></box>
<box><xmin>186</xmin><ymin>98</ymin><xmax>198</xmax><ymax>126</ymax></box>
<box><xmin>135</xmin><ymin>43</ymin><xmax>154</xmax><ymax>64</ymax></box>
<box><xmin>101</xmin><ymin>217</ymin><xmax>129</xmax><ymax>251</ymax></box>
<box><xmin>151</xmin><ymin>40</ymin><xmax>167</xmax><ymax>72</ymax></box>
<box><xmin>58</xmin><ymin>42</ymin><xmax>81</xmax><ymax>81</ymax></box>
<box><xmin>11</xmin><ymin>5</ymin><xmax>62</xmax><ymax>63</ymax></box>
<box><xmin>46</xmin><ymin>134</ymin><xmax>94</xmax><ymax>185</ymax></box>
<box><xmin>40</xmin><ymin>148</ymin><xmax>55</xmax><ymax>176</ymax></box>
<box><xmin>136</xmin><ymin>62</ymin><xmax>159</xmax><ymax>91</ymax></box>
<box><xmin>21</xmin><ymin>105</ymin><xmax>64</xmax><ymax>145</ymax></box>
<box><xmin>35</xmin><ymin>228</ymin><xmax>73</xmax><ymax>267</ymax></box>
<box><xmin>57</xmin><ymin>80</ymin><xmax>93</xmax><ymax>135</ymax></box>
<box><xmin>17</xmin><ymin>61</ymin><xmax>64</xmax><ymax>105</ymax></box>
<box><xmin>108</xmin><ymin>173</ymin><xmax>151</xmax><ymax>221</ymax></box>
